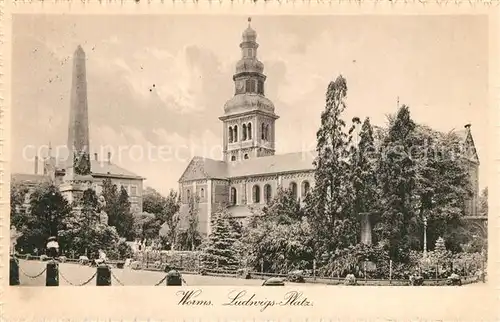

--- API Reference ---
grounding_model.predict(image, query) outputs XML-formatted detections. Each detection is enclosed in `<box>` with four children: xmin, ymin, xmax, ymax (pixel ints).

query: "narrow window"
<box><xmin>248</xmin><ymin>123</ymin><xmax>252</xmax><ymax>139</ymax></box>
<box><xmin>245</xmin><ymin>79</ymin><xmax>252</xmax><ymax>93</ymax></box>
<box><xmin>301</xmin><ymin>181</ymin><xmax>310</xmax><ymax>198</ymax></box>
<box><xmin>234</xmin><ymin>125</ymin><xmax>238</xmax><ymax>142</ymax></box>
<box><xmin>231</xmin><ymin>155</ymin><xmax>236</xmax><ymax>162</ymax></box>
<box><xmin>229</xmin><ymin>126</ymin><xmax>233</xmax><ymax>143</ymax></box>
<box><xmin>264</xmin><ymin>184</ymin><xmax>272</xmax><ymax>203</ymax></box>
<box><xmin>290</xmin><ymin>182</ymin><xmax>298</xmax><ymax>200</ymax></box>
<box><xmin>186</xmin><ymin>189</ymin><xmax>191</xmax><ymax>203</ymax></box>
<box><xmin>257</xmin><ymin>80</ymin><xmax>264</xmax><ymax>95</ymax></box>
<box><xmin>243</xmin><ymin>124</ymin><xmax>247</xmax><ymax>140</ymax></box>
<box><xmin>200</xmin><ymin>188</ymin><xmax>205</xmax><ymax>199</ymax></box>
<box><xmin>261</xmin><ymin>123</ymin><xmax>265</xmax><ymax>140</ymax></box>
<box><xmin>253</xmin><ymin>185</ymin><xmax>261</xmax><ymax>203</ymax></box>
<box><xmin>231</xmin><ymin>187</ymin><xmax>237</xmax><ymax>206</ymax></box>
<box><xmin>244</xmin><ymin>154</ymin><xmax>249</xmax><ymax>160</ymax></box>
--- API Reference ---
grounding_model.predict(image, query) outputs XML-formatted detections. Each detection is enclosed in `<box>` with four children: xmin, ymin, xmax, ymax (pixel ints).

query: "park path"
<box><xmin>14</xmin><ymin>259</ymin><xmax>487</xmax><ymax>287</ymax></box>
<box><xmin>16</xmin><ymin>260</ymin><xmax>264</xmax><ymax>287</ymax></box>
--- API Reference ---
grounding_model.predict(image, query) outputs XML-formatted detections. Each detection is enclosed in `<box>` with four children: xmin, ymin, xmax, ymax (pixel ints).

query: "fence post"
<box><xmin>364</xmin><ymin>260</ymin><xmax>367</xmax><ymax>282</ymax></box>
<box><xmin>46</xmin><ymin>260</ymin><xmax>59</xmax><ymax>286</ymax></box>
<box><xmin>389</xmin><ymin>260</ymin><xmax>392</xmax><ymax>285</ymax></box>
<box><xmin>180</xmin><ymin>255</ymin><xmax>184</xmax><ymax>270</ymax></box>
<box><xmin>10</xmin><ymin>256</ymin><xmax>20</xmax><ymax>286</ymax></box>
<box><xmin>260</xmin><ymin>258</ymin><xmax>264</xmax><ymax>273</ymax></box>
<box><xmin>435</xmin><ymin>264</ymin><xmax>438</xmax><ymax>279</ymax></box>
<box><xmin>96</xmin><ymin>264</ymin><xmax>112</xmax><ymax>286</ymax></box>
<box><xmin>313</xmin><ymin>259</ymin><xmax>316</xmax><ymax>281</ymax></box>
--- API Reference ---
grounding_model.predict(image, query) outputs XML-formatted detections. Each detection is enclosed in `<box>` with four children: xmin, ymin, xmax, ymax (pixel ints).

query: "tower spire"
<box><xmin>397</xmin><ymin>96</ymin><xmax>400</xmax><ymax>109</ymax></box>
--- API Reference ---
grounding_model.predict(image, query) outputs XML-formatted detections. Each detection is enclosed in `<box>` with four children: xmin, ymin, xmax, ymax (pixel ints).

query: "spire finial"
<box><xmin>397</xmin><ymin>96</ymin><xmax>400</xmax><ymax>108</ymax></box>
<box><xmin>248</xmin><ymin>17</ymin><xmax>252</xmax><ymax>26</ymax></box>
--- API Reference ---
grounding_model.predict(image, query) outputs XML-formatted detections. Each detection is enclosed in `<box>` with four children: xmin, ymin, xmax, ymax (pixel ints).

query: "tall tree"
<box><xmin>143</xmin><ymin>187</ymin><xmax>180</xmax><ymax>247</ymax></box>
<box><xmin>116</xmin><ymin>186</ymin><xmax>134</xmax><ymax>240</ymax></box>
<box><xmin>305</xmin><ymin>75</ymin><xmax>357</xmax><ymax>256</ymax></box>
<box><xmin>351</xmin><ymin>117</ymin><xmax>379</xmax><ymax>218</ymax></box>
<box><xmin>375</xmin><ymin>105</ymin><xmax>417</xmax><ymax>261</ymax></box>
<box><xmin>22</xmin><ymin>183</ymin><xmax>72</xmax><ymax>252</ymax></box>
<box><xmin>202</xmin><ymin>206</ymin><xmax>240</xmax><ymax>269</ymax></box>
<box><xmin>184</xmin><ymin>194</ymin><xmax>201</xmax><ymax>251</ymax></box>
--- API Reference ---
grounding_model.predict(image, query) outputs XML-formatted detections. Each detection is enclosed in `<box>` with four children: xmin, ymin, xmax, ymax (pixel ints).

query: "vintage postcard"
<box><xmin>1</xmin><ymin>1</ymin><xmax>498</xmax><ymax>321</ymax></box>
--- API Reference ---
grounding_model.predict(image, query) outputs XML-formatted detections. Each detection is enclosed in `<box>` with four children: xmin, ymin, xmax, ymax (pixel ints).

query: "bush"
<box><xmin>344</xmin><ymin>274</ymin><xmax>357</xmax><ymax>285</ymax></box>
<box><xmin>409</xmin><ymin>275</ymin><xmax>424</xmax><ymax>286</ymax></box>
<box><xmin>446</xmin><ymin>273</ymin><xmax>462</xmax><ymax>286</ymax></box>
<box><xmin>287</xmin><ymin>270</ymin><xmax>305</xmax><ymax>283</ymax></box>
<box><xmin>40</xmin><ymin>255</ymin><xmax>49</xmax><ymax>261</ymax></box>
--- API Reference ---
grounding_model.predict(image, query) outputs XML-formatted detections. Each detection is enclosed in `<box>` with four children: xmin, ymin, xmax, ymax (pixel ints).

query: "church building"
<box><xmin>178</xmin><ymin>18</ymin><xmax>480</xmax><ymax>238</ymax></box>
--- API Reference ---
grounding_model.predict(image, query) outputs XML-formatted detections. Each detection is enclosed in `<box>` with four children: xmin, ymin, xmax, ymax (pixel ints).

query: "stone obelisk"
<box><xmin>59</xmin><ymin>45</ymin><xmax>93</xmax><ymax>206</ymax></box>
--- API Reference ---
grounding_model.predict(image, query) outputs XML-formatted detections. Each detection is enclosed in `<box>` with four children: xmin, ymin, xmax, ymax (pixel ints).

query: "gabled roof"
<box><xmin>89</xmin><ymin>160</ymin><xmax>144</xmax><ymax>179</ymax></box>
<box><xmin>178</xmin><ymin>157</ymin><xmax>228</xmax><ymax>182</ymax></box>
<box><xmin>11</xmin><ymin>173</ymin><xmax>50</xmax><ymax>185</ymax></box>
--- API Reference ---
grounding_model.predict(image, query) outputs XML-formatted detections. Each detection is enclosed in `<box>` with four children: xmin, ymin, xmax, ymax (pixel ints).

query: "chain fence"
<box><xmin>13</xmin><ymin>253</ymin><xmax>485</xmax><ymax>286</ymax></box>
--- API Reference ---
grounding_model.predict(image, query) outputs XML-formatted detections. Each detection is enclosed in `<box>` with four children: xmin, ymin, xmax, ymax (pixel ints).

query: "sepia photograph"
<box><xmin>9</xmin><ymin>14</ymin><xmax>489</xmax><ymax>290</ymax></box>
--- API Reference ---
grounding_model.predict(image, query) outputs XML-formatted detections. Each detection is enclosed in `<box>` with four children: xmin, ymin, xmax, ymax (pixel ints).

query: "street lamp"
<box><xmin>423</xmin><ymin>217</ymin><xmax>428</xmax><ymax>257</ymax></box>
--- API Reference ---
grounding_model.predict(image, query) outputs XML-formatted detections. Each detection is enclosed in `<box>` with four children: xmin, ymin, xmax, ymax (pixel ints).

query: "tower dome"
<box><xmin>242</xmin><ymin>17</ymin><xmax>257</xmax><ymax>43</ymax></box>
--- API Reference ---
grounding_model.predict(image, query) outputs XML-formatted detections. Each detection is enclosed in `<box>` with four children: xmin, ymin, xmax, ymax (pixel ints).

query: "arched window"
<box><xmin>231</xmin><ymin>155</ymin><xmax>236</xmax><ymax>162</ymax></box>
<box><xmin>200</xmin><ymin>188</ymin><xmax>205</xmax><ymax>199</ymax></box>
<box><xmin>234</xmin><ymin>125</ymin><xmax>238</xmax><ymax>142</ymax></box>
<box><xmin>242</xmin><ymin>124</ymin><xmax>247</xmax><ymax>140</ymax></box>
<box><xmin>247</xmin><ymin>123</ymin><xmax>252</xmax><ymax>139</ymax></box>
<box><xmin>264</xmin><ymin>184</ymin><xmax>272</xmax><ymax>203</ymax></box>
<box><xmin>290</xmin><ymin>182</ymin><xmax>298</xmax><ymax>200</ymax></box>
<box><xmin>244</xmin><ymin>154</ymin><xmax>249</xmax><ymax>160</ymax></box>
<box><xmin>229</xmin><ymin>126</ymin><xmax>233</xmax><ymax>143</ymax></box>
<box><xmin>253</xmin><ymin>185</ymin><xmax>261</xmax><ymax>203</ymax></box>
<box><xmin>265</xmin><ymin>124</ymin><xmax>270</xmax><ymax>141</ymax></box>
<box><xmin>231</xmin><ymin>187</ymin><xmax>237</xmax><ymax>206</ymax></box>
<box><xmin>261</xmin><ymin>123</ymin><xmax>266</xmax><ymax>140</ymax></box>
<box><xmin>301</xmin><ymin>181</ymin><xmax>310</xmax><ymax>198</ymax></box>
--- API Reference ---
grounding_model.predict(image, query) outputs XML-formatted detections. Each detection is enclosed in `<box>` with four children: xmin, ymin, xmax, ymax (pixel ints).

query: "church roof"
<box><xmin>227</xmin><ymin>151</ymin><xmax>316</xmax><ymax>178</ymax></box>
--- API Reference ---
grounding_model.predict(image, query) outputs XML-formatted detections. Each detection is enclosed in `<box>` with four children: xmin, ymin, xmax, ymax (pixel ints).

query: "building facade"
<box><xmin>178</xmin><ymin>19</ymin><xmax>480</xmax><ymax>238</ymax></box>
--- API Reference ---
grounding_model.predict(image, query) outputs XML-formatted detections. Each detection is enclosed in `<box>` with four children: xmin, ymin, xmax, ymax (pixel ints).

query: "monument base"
<box><xmin>59</xmin><ymin>174</ymin><xmax>93</xmax><ymax>206</ymax></box>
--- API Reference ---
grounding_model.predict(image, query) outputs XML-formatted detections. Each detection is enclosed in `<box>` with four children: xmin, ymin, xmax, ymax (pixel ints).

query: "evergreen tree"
<box><xmin>375</xmin><ymin>105</ymin><xmax>417</xmax><ymax>261</ymax></box>
<box><xmin>352</xmin><ymin>117</ymin><xmax>379</xmax><ymax>217</ymax></box>
<box><xmin>305</xmin><ymin>75</ymin><xmax>357</xmax><ymax>256</ymax></box>
<box><xmin>202</xmin><ymin>206</ymin><xmax>239</xmax><ymax>270</ymax></box>
<box><xmin>116</xmin><ymin>186</ymin><xmax>134</xmax><ymax>240</ymax></box>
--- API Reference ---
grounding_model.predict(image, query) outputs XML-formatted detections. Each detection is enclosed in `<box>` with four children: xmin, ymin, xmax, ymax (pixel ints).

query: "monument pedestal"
<box><xmin>59</xmin><ymin>173</ymin><xmax>93</xmax><ymax>206</ymax></box>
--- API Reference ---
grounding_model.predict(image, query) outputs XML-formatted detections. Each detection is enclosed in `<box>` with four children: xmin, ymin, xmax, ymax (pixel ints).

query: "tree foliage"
<box><xmin>202</xmin><ymin>206</ymin><xmax>240</xmax><ymax>269</ymax></box>
<box><xmin>305</xmin><ymin>75</ymin><xmax>358</xmax><ymax>256</ymax></box>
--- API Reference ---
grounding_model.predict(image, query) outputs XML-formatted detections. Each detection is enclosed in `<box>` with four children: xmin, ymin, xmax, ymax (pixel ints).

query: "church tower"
<box><xmin>219</xmin><ymin>18</ymin><xmax>279</xmax><ymax>163</ymax></box>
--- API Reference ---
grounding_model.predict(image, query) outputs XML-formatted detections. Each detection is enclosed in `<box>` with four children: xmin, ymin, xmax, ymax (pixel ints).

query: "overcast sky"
<box><xmin>12</xmin><ymin>15</ymin><xmax>488</xmax><ymax>195</ymax></box>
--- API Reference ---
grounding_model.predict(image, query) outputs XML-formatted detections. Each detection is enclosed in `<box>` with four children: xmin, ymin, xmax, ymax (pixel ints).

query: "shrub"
<box><xmin>344</xmin><ymin>274</ymin><xmax>357</xmax><ymax>285</ymax></box>
<box><xmin>409</xmin><ymin>275</ymin><xmax>424</xmax><ymax>286</ymax></box>
<box><xmin>40</xmin><ymin>255</ymin><xmax>49</xmax><ymax>261</ymax></box>
<box><xmin>446</xmin><ymin>273</ymin><xmax>462</xmax><ymax>286</ymax></box>
<box><xmin>287</xmin><ymin>270</ymin><xmax>305</xmax><ymax>283</ymax></box>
